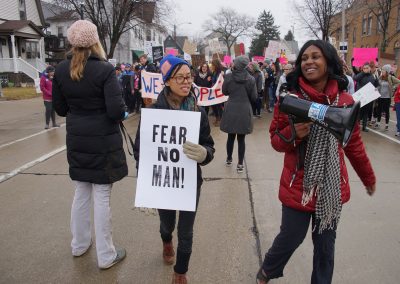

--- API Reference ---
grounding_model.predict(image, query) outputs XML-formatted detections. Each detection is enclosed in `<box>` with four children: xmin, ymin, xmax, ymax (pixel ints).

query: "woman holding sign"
<box><xmin>256</xmin><ymin>40</ymin><xmax>376</xmax><ymax>284</ymax></box>
<box><xmin>134</xmin><ymin>55</ymin><xmax>215</xmax><ymax>284</ymax></box>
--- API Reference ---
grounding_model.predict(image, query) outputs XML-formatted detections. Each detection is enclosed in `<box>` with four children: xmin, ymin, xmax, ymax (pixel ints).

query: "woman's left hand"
<box><xmin>366</xmin><ymin>184</ymin><xmax>376</xmax><ymax>196</ymax></box>
<box><xmin>183</xmin><ymin>141</ymin><xmax>207</xmax><ymax>163</ymax></box>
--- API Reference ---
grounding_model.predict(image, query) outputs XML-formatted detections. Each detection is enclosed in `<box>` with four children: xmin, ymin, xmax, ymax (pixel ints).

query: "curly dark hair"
<box><xmin>286</xmin><ymin>40</ymin><xmax>348</xmax><ymax>92</ymax></box>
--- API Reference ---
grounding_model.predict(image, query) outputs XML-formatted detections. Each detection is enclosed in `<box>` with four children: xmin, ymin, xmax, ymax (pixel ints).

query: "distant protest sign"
<box><xmin>352</xmin><ymin>82</ymin><xmax>381</xmax><ymax>107</ymax></box>
<box><xmin>252</xmin><ymin>56</ymin><xmax>265</xmax><ymax>63</ymax></box>
<box><xmin>141</xmin><ymin>71</ymin><xmax>228</xmax><ymax>106</ymax></box>
<box><xmin>223</xmin><ymin>55</ymin><xmax>232</xmax><ymax>65</ymax></box>
<box><xmin>135</xmin><ymin>108</ymin><xmax>201</xmax><ymax>211</ymax></box>
<box><xmin>352</xmin><ymin>48</ymin><xmax>378</xmax><ymax>67</ymax></box>
<box><xmin>152</xmin><ymin>46</ymin><xmax>164</xmax><ymax>64</ymax></box>
<box><xmin>141</xmin><ymin>71</ymin><xmax>164</xmax><ymax>100</ymax></box>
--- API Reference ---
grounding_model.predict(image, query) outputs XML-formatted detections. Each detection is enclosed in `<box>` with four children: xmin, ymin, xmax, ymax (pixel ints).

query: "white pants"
<box><xmin>71</xmin><ymin>181</ymin><xmax>117</xmax><ymax>267</ymax></box>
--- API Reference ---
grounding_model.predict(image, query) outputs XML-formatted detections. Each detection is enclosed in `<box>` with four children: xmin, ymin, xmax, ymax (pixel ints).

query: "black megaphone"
<box><xmin>276</xmin><ymin>94</ymin><xmax>361</xmax><ymax>147</ymax></box>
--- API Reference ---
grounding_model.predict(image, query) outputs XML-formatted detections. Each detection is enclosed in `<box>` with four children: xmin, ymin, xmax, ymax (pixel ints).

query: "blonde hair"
<box><xmin>69</xmin><ymin>41</ymin><xmax>106</xmax><ymax>81</ymax></box>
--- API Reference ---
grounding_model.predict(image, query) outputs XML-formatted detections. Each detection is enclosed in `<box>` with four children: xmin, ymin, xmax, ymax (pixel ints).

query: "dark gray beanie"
<box><xmin>234</xmin><ymin>56</ymin><xmax>250</xmax><ymax>71</ymax></box>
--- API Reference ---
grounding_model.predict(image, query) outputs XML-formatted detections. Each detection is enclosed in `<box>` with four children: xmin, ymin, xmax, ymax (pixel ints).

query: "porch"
<box><xmin>0</xmin><ymin>20</ymin><xmax>47</xmax><ymax>93</ymax></box>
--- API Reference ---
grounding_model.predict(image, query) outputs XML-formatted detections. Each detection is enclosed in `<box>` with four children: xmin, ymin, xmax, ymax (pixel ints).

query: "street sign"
<box><xmin>339</xmin><ymin>41</ymin><xmax>348</xmax><ymax>53</ymax></box>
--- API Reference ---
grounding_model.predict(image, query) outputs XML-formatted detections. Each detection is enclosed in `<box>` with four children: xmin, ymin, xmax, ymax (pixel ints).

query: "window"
<box><xmin>367</xmin><ymin>13</ymin><xmax>373</xmax><ymax>35</ymax></box>
<box><xmin>377</xmin><ymin>13</ymin><xmax>383</xmax><ymax>33</ymax></box>
<box><xmin>26</xmin><ymin>42</ymin><xmax>38</xmax><ymax>59</ymax></box>
<box><xmin>152</xmin><ymin>30</ymin><xmax>155</xmax><ymax>41</ymax></box>
<box><xmin>57</xmin><ymin>26</ymin><xmax>63</xmax><ymax>37</ymax></box>
<box><xmin>146</xmin><ymin>29</ymin><xmax>151</xmax><ymax>41</ymax></box>
<box><xmin>19</xmin><ymin>0</ymin><xmax>27</xmax><ymax>20</ymax></box>
<box><xmin>353</xmin><ymin>28</ymin><xmax>357</xmax><ymax>43</ymax></box>
<box><xmin>362</xmin><ymin>15</ymin><xmax>367</xmax><ymax>35</ymax></box>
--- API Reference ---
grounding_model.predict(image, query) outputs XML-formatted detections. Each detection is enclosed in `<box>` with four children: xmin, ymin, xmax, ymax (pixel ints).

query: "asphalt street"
<box><xmin>0</xmin><ymin>97</ymin><xmax>399</xmax><ymax>284</ymax></box>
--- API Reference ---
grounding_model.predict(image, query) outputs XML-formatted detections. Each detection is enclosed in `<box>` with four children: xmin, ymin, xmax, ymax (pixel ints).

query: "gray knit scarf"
<box><xmin>301</xmin><ymin>90</ymin><xmax>342</xmax><ymax>233</ymax></box>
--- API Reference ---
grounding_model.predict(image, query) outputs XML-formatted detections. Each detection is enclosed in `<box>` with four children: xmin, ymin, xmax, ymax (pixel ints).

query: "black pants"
<box><xmin>226</xmin><ymin>133</ymin><xmax>246</xmax><ymax>164</ymax></box>
<box><xmin>44</xmin><ymin>101</ymin><xmax>56</xmax><ymax>126</ymax></box>
<box><xmin>134</xmin><ymin>90</ymin><xmax>142</xmax><ymax>112</ymax></box>
<box><xmin>252</xmin><ymin>96</ymin><xmax>262</xmax><ymax>116</ymax></box>
<box><xmin>376</xmin><ymin>98</ymin><xmax>391</xmax><ymax>124</ymax></box>
<box><xmin>262</xmin><ymin>206</ymin><xmax>336</xmax><ymax>284</ymax></box>
<box><xmin>158</xmin><ymin>187</ymin><xmax>201</xmax><ymax>274</ymax></box>
<box><xmin>360</xmin><ymin>101</ymin><xmax>373</xmax><ymax>130</ymax></box>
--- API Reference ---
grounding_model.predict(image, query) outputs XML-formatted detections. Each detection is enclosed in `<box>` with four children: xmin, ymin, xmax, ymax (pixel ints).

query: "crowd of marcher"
<box><xmin>43</xmin><ymin>19</ymin><xmax>396</xmax><ymax>284</ymax></box>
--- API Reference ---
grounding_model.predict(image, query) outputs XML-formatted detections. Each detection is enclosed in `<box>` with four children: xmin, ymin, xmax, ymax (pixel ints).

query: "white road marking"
<box><xmin>0</xmin><ymin>123</ymin><xmax>66</xmax><ymax>150</ymax></box>
<box><xmin>367</xmin><ymin>128</ymin><xmax>400</xmax><ymax>145</ymax></box>
<box><xmin>0</xmin><ymin>145</ymin><xmax>66</xmax><ymax>183</ymax></box>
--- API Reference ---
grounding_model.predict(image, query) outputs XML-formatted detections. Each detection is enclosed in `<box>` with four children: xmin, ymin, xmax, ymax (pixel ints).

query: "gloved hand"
<box><xmin>183</xmin><ymin>141</ymin><xmax>207</xmax><ymax>163</ymax></box>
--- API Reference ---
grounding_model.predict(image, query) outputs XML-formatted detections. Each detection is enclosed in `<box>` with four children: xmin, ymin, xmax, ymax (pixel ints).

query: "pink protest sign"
<box><xmin>223</xmin><ymin>55</ymin><xmax>232</xmax><ymax>65</ymax></box>
<box><xmin>166</xmin><ymin>48</ymin><xmax>179</xmax><ymax>56</ymax></box>
<box><xmin>352</xmin><ymin>48</ymin><xmax>378</xmax><ymax>67</ymax></box>
<box><xmin>279</xmin><ymin>56</ymin><xmax>288</xmax><ymax>65</ymax></box>
<box><xmin>252</xmin><ymin>56</ymin><xmax>265</xmax><ymax>63</ymax></box>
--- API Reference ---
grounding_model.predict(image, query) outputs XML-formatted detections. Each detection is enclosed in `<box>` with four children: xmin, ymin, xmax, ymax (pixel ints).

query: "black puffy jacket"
<box><xmin>53</xmin><ymin>55</ymin><xmax>128</xmax><ymax>184</ymax></box>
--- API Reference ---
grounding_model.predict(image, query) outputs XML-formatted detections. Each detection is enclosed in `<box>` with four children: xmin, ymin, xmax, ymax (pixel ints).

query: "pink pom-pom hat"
<box><xmin>67</xmin><ymin>20</ymin><xmax>100</xmax><ymax>48</ymax></box>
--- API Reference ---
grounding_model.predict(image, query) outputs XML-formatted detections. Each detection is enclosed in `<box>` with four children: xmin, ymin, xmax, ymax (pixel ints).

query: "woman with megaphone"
<box><xmin>256</xmin><ymin>40</ymin><xmax>376</xmax><ymax>284</ymax></box>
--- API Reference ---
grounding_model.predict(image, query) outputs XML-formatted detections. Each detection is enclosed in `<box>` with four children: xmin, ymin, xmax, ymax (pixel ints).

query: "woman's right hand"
<box><xmin>294</xmin><ymin>122</ymin><xmax>313</xmax><ymax>139</ymax></box>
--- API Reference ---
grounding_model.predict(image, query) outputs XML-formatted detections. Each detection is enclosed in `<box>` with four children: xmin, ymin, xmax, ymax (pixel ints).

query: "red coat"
<box><xmin>40</xmin><ymin>75</ymin><xmax>53</xmax><ymax>101</ymax></box>
<box><xmin>269</xmin><ymin>78</ymin><xmax>376</xmax><ymax>212</ymax></box>
<box><xmin>394</xmin><ymin>85</ymin><xmax>400</xmax><ymax>104</ymax></box>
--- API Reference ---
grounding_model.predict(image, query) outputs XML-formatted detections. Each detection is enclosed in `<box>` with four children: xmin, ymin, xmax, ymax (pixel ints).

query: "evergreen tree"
<box><xmin>250</xmin><ymin>10</ymin><xmax>280</xmax><ymax>57</ymax></box>
<box><xmin>284</xmin><ymin>30</ymin><xmax>294</xmax><ymax>41</ymax></box>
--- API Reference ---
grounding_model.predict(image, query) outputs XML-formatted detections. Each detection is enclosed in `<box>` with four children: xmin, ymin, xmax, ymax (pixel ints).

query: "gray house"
<box><xmin>0</xmin><ymin>0</ymin><xmax>47</xmax><ymax>90</ymax></box>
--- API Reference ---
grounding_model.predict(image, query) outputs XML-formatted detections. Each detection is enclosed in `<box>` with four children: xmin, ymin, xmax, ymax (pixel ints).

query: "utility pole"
<box><xmin>341</xmin><ymin>0</ymin><xmax>345</xmax><ymax>45</ymax></box>
<box><xmin>173</xmin><ymin>25</ymin><xmax>176</xmax><ymax>41</ymax></box>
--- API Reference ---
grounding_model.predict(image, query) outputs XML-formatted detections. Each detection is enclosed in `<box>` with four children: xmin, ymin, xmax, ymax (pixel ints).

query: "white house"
<box><xmin>113</xmin><ymin>2</ymin><xmax>167</xmax><ymax>64</ymax></box>
<box><xmin>41</xmin><ymin>1</ymin><xmax>79</xmax><ymax>65</ymax></box>
<box><xmin>0</xmin><ymin>0</ymin><xmax>47</xmax><ymax>90</ymax></box>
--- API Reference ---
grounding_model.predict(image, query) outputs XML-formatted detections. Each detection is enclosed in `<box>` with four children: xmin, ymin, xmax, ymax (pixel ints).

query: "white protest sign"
<box><xmin>135</xmin><ymin>108</ymin><xmax>201</xmax><ymax>211</ymax></box>
<box><xmin>264</xmin><ymin>41</ymin><xmax>281</xmax><ymax>60</ymax></box>
<box><xmin>352</xmin><ymin>82</ymin><xmax>381</xmax><ymax>107</ymax></box>
<box><xmin>184</xmin><ymin>53</ymin><xmax>192</xmax><ymax>61</ymax></box>
<box><xmin>209</xmin><ymin>38</ymin><xmax>222</xmax><ymax>53</ymax></box>
<box><xmin>192</xmin><ymin>73</ymin><xmax>228</xmax><ymax>106</ymax></box>
<box><xmin>144</xmin><ymin>41</ymin><xmax>158</xmax><ymax>57</ymax></box>
<box><xmin>141</xmin><ymin>71</ymin><xmax>228</xmax><ymax>106</ymax></box>
<box><xmin>141</xmin><ymin>71</ymin><xmax>164</xmax><ymax>100</ymax></box>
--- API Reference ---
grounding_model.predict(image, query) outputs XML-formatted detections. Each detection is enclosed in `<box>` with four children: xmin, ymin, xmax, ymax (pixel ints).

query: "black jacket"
<box><xmin>354</xmin><ymin>72</ymin><xmax>379</xmax><ymax>91</ymax></box>
<box><xmin>133</xmin><ymin>91</ymin><xmax>215</xmax><ymax>187</ymax></box>
<box><xmin>52</xmin><ymin>56</ymin><xmax>128</xmax><ymax>184</ymax></box>
<box><xmin>194</xmin><ymin>72</ymin><xmax>212</xmax><ymax>88</ymax></box>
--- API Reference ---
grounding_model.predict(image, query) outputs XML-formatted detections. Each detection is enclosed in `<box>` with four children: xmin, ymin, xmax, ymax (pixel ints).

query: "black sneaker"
<box><xmin>225</xmin><ymin>159</ymin><xmax>232</xmax><ymax>166</ymax></box>
<box><xmin>99</xmin><ymin>248</ymin><xmax>126</xmax><ymax>270</ymax></box>
<box><xmin>237</xmin><ymin>164</ymin><xmax>244</xmax><ymax>173</ymax></box>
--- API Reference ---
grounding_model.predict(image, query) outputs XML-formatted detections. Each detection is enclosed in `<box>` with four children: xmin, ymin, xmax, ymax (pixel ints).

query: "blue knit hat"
<box><xmin>160</xmin><ymin>55</ymin><xmax>189</xmax><ymax>82</ymax></box>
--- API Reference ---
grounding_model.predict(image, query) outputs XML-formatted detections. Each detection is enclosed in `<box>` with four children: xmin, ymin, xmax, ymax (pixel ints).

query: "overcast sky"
<box><xmin>168</xmin><ymin>0</ymin><xmax>314</xmax><ymax>49</ymax></box>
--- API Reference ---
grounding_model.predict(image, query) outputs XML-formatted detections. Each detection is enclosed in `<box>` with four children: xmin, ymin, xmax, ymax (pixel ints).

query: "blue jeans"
<box><xmin>395</xmin><ymin>103</ymin><xmax>400</xmax><ymax>132</ymax></box>
<box><xmin>262</xmin><ymin>205</ymin><xmax>336</xmax><ymax>284</ymax></box>
<box><xmin>268</xmin><ymin>85</ymin><xmax>275</xmax><ymax>109</ymax></box>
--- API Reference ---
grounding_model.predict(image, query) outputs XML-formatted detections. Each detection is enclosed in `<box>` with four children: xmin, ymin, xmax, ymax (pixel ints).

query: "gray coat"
<box><xmin>220</xmin><ymin>70</ymin><xmax>257</xmax><ymax>134</ymax></box>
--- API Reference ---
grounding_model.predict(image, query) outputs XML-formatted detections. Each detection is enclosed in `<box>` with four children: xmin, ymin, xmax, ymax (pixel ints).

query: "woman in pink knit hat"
<box><xmin>52</xmin><ymin>20</ymin><xmax>128</xmax><ymax>269</ymax></box>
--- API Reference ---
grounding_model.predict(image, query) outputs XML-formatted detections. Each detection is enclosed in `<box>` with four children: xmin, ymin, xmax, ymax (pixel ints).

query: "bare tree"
<box><xmin>55</xmin><ymin>0</ymin><xmax>171</xmax><ymax>58</ymax></box>
<box><xmin>203</xmin><ymin>7</ymin><xmax>255</xmax><ymax>56</ymax></box>
<box><xmin>358</xmin><ymin>0</ymin><xmax>398</xmax><ymax>52</ymax></box>
<box><xmin>295</xmin><ymin>0</ymin><xmax>343</xmax><ymax>41</ymax></box>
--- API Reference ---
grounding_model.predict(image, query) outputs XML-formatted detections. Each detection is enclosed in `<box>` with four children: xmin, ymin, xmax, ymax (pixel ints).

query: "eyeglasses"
<box><xmin>171</xmin><ymin>75</ymin><xmax>193</xmax><ymax>84</ymax></box>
